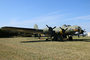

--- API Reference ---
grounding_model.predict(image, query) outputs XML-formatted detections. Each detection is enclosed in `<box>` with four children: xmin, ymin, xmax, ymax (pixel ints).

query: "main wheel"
<box><xmin>69</xmin><ymin>36</ymin><xmax>73</xmax><ymax>41</ymax></box>
<box><xmin>52</xmin><ymin>36</ymin><xmax>58</xmax><ymax>41</ymax></box>
<box><xmin>46</xmin><ymin>39</ymin><xmax>48</xmax><ymax>41</ymax></box>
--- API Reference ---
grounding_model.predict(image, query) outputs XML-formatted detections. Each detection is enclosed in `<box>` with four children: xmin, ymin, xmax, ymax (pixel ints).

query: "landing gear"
<box><xmin>52</xmin><ymin>36</ymin><xmax>58</xmax><ymax>41</ymax></box>
<box><xmin>46</xmin><ymin>36</ymin><xmax>58</xmax><ymax>41</ymax></box>
<box><xmin>46</xmin><ymin>39</ymin><xmax>48</xmax><ymax>41</ymax></box>
<box><xmin>69</xmin><ymin>36</ymin><xmax>73</xmax><ymax>41</ymax></box>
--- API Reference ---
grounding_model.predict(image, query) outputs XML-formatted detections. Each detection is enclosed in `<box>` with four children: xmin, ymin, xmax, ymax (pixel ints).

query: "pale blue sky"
<box><xmin>0</xmin><ymin>0</ymin><xmax>90</xmax><ymax>32</ymax></box>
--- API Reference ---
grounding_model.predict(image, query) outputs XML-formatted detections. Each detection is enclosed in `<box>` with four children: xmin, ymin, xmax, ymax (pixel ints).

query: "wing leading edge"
<box><xmin>2</xmin><ymin>26</ymin><xmax>43</xmax><ymax>34</ymax></box>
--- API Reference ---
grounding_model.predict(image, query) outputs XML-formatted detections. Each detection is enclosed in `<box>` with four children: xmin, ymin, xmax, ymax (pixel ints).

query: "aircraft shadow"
<box><xmin>71</xmin><ymin>39</ymin><xmax>90</xmax><ymax>42</ymax></box>
<box><xmin>20</xmin><ymin>39</ymin><xmax>90</xmax><ymax>43</ymax></box>
<box><xmin>20</xmin><ymin>40</ymin><xmax>51</xmax><ymax>43</ymax></box>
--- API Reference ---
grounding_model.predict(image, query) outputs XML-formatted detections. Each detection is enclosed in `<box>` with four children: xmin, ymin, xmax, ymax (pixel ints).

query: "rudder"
<box><xmin>34</xmin><ymin>24</ymin><xmax>38</xmax><ymax>29</ymax></box>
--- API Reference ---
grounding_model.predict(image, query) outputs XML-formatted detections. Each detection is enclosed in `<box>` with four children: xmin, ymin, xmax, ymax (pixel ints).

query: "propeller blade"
<box><xmin>81</xmin><ymin>29</ymin><xmax>86</xmax><ymax>37</ymax></box>
<box><xmin>53</xmin><ymin>26</ymin><xmax>56</xmax><ymax>29</ymax></box>
<box><xmin>60</xmin><ymin>27</ymin><xmax>68</xmax><ymax>32</ymax></box>
<box><xmin>65</xmin><ymin>28</ymin><xmax>68</xmax><ymax>31</ymax></box>
<box><xmin>60</xmin><ymin>27</ymin><xmax>63</xmax><ymax>29</ymax></box>
<box><xmin>46</xmin><ymin>25</ymin><xmax>49</xmax><ymax>28</ymax></box>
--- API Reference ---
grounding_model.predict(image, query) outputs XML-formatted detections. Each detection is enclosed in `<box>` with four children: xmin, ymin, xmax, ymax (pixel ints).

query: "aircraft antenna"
<box><xmin>76</xmin><ymin>20</ymin><xmax>77</xmax><ymax>25</ymax></box>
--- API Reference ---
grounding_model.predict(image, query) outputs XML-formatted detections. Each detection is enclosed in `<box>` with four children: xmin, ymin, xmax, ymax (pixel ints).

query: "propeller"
<box><xmin>46</xmin><ymin>25</ymin><xmax>56</xmax><ymax>37</ymax></box>
<box><xmin>77</xmin><ymin>27</ymin><xmax>86</xmax><ymax>38</ymax></box>
<box><xmin>81</xmin><ymin>29</ymin><xmax>85</xmax><ymax>34</ymax></box>
<box><xmin>81</xmin><ymin>29</ymin><xmax>86</xmax><ymax>37</ymax></box>
<box><xmin>60</xmin><ymin>27</ymin><xmax>68</xmax><ymax>37</ymax></box>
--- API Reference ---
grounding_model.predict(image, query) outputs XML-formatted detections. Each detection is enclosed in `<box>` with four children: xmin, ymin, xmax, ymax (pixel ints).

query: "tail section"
<box><xmin>34</xmin><ymin>24</ymin><xmax>38</xmax><ymax>29</ymax></box>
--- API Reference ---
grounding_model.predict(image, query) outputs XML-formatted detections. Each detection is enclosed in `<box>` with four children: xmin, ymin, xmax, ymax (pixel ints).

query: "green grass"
<box><xmin>0</xmin><ymin>36</ymin><xmax>90</xmax><ymax>60</ymax></box>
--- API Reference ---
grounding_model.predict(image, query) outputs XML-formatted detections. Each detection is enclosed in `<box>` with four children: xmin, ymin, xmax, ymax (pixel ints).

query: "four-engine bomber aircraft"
<box><xmin>2</xmin><ymin>24</ymin><xmax>85</xmax><ymax>41</ymax></box>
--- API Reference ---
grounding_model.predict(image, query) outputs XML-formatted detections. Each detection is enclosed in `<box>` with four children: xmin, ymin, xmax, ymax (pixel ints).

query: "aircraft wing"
<box><xmin>2</xmin><ymin>26</ymin><xmax>43</xmax><ymax>34</ymax></box>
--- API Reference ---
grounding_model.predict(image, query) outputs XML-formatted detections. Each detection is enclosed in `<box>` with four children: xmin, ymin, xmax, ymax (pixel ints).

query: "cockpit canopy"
<box><xmin>62</xmin><ymin>24</ymin><xmax>71</xmax><ymax>28</ymax></box>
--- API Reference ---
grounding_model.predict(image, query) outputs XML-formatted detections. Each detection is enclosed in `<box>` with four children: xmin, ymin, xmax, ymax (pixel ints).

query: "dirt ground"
<box><xmin>0</xmin><ymin>36</ymin><xmax>90</xmax><ymax>60</ymax></box>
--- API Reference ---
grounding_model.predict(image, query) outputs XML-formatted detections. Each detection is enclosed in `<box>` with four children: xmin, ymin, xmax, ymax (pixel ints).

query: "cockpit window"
<box><xmin>67</xmin><ymin>25</ymin><xmax>71</xmax><ymax>27</ymax></box>
<box><xmin>62</xmin><ymin>24</ymin><xmax>71</xmax><ymax>27</ymax></box>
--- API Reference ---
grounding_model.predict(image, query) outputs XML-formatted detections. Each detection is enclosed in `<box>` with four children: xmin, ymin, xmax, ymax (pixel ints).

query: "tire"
<box><xmin>69</xmin><ymin>36</ymin><xmax>73</xmax><ymax>41</ymax></box>
<box><xmin>46</xmin><ymin>39</ymin><xmax>48</xmax><ymax>41</ymax></box>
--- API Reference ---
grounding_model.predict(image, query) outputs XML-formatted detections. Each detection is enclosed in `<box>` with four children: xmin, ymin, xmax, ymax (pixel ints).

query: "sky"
<box><xmin>0</xmin><ymin>0</ymin><xmax>90</xmax><ymax>33</ymax></box>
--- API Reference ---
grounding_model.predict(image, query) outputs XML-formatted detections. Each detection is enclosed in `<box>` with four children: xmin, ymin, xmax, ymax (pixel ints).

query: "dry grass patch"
<box><xmin>0</xmin><ymin>36</ymin><xmax>90</xmax><ymax>60</ymax></box>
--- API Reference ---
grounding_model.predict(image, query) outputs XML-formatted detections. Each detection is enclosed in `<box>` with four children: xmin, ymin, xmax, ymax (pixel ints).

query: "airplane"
<box><xmin>1</xmin><ymin>24</ymin><xmax>86</xmax><ymax>41</ymax></box>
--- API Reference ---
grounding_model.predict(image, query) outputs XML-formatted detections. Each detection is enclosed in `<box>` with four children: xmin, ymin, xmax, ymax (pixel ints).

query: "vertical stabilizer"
<box><xmin>34</xmin><ymin>24</ymin><xmax>38</xmax><ymax>29</ymax></box>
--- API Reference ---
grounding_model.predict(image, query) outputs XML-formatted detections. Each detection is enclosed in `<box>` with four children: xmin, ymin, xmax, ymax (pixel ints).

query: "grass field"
<box><xmin>0</xmin><ymin>36</ymin><xmax>90</xmax><ymax>60</ymax></box>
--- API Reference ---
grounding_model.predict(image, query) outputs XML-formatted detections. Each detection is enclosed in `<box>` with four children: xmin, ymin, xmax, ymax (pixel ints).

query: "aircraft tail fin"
<box><xmin>34</xmin><ymin>24</ymin><xmax>38</xmax><ymax>29</ymax></box>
